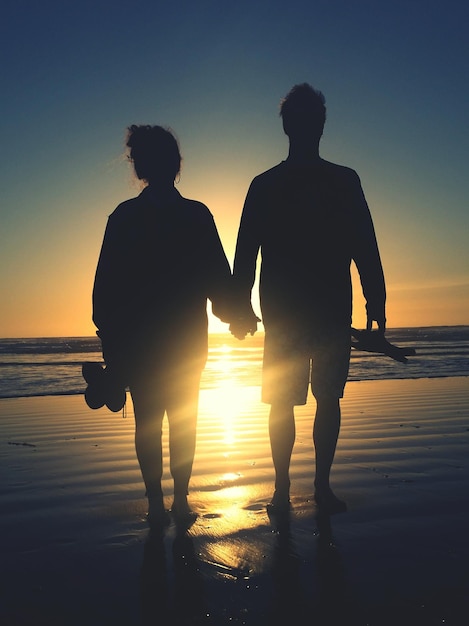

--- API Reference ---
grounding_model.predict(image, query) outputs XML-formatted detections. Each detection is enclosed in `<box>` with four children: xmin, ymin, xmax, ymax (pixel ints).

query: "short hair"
<box><xmin>126</xmin><ymin>124</ymin><xmax>181</xmax><ymax>184</ymax></box>
<box><xmin>279</xmin><ymin>83</ymin><xmax>326</xmax><ymax>138</ymax></box>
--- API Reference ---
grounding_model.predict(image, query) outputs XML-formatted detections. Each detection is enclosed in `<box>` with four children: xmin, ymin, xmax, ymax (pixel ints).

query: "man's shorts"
<box><xmin>261</xmin><ymin>326</ymin><xmax>351</xmax><ymax>405</ymax></box>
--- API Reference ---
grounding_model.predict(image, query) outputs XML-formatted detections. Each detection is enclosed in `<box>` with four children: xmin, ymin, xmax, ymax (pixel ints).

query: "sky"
<box><xmin>1</xmin><ymin>0</ymin><xmax>468</xmax><ymax>337</ymax></box>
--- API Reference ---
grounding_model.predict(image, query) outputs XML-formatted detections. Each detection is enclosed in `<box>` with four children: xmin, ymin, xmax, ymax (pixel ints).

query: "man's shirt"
<box><xmin>233</xmin><ymin>159</ymin><xmax>386</xmax><ymax>330</ymax></box>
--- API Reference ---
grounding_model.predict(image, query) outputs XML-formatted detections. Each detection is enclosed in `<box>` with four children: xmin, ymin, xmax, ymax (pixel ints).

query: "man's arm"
<box><xmin>231</xmin><ymin>180</ymin><xmax>262</xmax><ymax>339</ymax></box>
<box><xmin>348</xmin><ymin>170</ymin><xmax>386</xmax><ymax>332</ymax></box>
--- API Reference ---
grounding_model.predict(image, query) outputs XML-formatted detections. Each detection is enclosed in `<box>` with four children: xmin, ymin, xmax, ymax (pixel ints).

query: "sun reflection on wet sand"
<box><xmin>3</xmin><ymin>379</ymin><xmax>469</xmax><ymax>624</ymax></box>
<box><xmin>187</xmin><ymin>355</ymin><xmax>275</xmax><ymax>554</ymax></box>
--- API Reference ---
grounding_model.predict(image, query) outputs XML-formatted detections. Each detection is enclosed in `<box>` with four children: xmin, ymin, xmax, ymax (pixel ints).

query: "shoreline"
<box><xmin>1</xmin><ymin>372</ymin><xmax>468</xmax><ymax>402</ymax></box>
<box><xmin>1</xmin><ymin>377</ymin><xmax>468</xmax><ymax>624</ymax></box>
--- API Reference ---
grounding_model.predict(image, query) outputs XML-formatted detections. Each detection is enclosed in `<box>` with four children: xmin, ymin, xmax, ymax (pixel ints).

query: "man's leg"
<box><xmin>262</xmin><ymin>328</ymin><xmax>309</xmax><ymax>510</ymax></box>
<box><xmin>311</xmin><ymin>328</ymin><xmax>350</xmax><ymax>513</ymax></box>
<box><xmin>268</xmin><ymin>401</ymin><xmax>295</xmax><ymax>506</ymax></box>
<box><xmin>313</xmin><ymin>396</ymin><xmax>340</xmax><ymax>492</ymax></box>
<box><xmin>313</xmin><ymin>395</ymin><xmax>346</xmax><ymax>512</ymax></box>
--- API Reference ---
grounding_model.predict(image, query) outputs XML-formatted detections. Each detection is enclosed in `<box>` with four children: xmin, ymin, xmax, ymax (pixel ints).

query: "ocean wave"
<box><xmin>1</xmin><ymin>327</ymin><xmax>468</xmax><ymax>399</ymax></box>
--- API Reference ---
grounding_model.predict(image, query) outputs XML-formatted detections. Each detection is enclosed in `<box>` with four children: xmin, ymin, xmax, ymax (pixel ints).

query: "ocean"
<box><xmin>0</xmin><ymin>327</ymin><xmax>468</xmax><ymax>400</ymax></box>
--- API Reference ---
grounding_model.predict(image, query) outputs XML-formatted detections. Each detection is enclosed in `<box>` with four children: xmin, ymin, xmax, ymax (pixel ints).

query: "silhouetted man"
<box><xmin>231</xmin><ymin>83</ymin><xmax>386</xmax><ymax>514</ymax></box>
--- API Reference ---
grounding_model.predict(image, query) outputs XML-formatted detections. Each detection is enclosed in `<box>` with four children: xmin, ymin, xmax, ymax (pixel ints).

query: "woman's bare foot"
<box><xmin>314</xmin><ymin>488</ymin><xmax>347</xmax><ymax>514</ymax></box>
<box><xmin>171</xmin><ymin>496</ymin><xmax>198</xmax><ymax>528</ymax></box>
<box><xmin>266</xmin><ymin>489</ymin><xmax>291</xmax><ymax>514</ymax></box>
<box><xmin>147</xmin><ymin>497</ymin><xmax>170</xmax><ymax>529</ymax></box>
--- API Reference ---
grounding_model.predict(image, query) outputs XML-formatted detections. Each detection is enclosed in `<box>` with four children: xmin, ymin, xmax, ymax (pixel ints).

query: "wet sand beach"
<box><xmin>1</xmin><ymin>377</ymin><xmax>468</xmax><ymax>625</ymax></box>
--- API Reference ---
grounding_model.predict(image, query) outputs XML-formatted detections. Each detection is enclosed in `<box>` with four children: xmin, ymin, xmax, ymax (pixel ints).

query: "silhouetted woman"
<box><xmin>92</xmin><ymin>125</ymin><xmax>231</xmax><ymax>528</ymax></box>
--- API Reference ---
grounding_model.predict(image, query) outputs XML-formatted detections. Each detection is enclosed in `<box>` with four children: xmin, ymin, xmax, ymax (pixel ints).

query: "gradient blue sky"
<box><xmin>1</xmin><ymin>0</ymin><xmax>468</xmax><ymax>337</ymax></box>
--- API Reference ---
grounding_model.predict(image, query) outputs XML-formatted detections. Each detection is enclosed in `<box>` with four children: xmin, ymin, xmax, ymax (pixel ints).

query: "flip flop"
<box><xmin>82</xmin><ymin>362</ymin><xmax>127</xmax><ymax>412</ymax></box>
<box><xmin>82</xmin><ymin>362</ymin><xmax>107</xmax><ymax>409</ymax></box>
<box><xmin>351</xmin><ymin>328</ymin><xmax>416</xmax><ymax>363</ymax></box>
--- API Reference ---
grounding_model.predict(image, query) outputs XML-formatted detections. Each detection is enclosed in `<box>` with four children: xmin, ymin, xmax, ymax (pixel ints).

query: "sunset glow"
<box><xmin>1</xmin><ymin>2</ymin><xmax>468</xmax><ymax>337</ymax></box>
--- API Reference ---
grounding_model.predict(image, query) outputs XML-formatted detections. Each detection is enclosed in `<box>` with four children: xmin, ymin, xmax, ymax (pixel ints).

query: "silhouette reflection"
<box><xmin>266</xmin><ymin>507</ymin><xmax>359</xmax><ymax>625</ymax></box>
<box><xmin>140</xmin><ymin>530</ymin><xmax>169</xmax><ymax>622</ymax></box>
<box><xmin>315</xmin><ymin>512</ymin><xmax>364</xmax><ymax>625</ymax></box>
<box><xmin>139</xmin><ymin>507</ymin><xmax>364</xmax><ymax>624</ymax></box>
<box><xmin>140</xmin><ymin>529</ymin><xmax>208</xmax><ymax>625</ymax></box>
<box><xmin>315</xmin><ymin>512</ymin><xmax>347</xmax><ymax>620</ymax></box>
<box><xmin>267</xmin><ymin>511</ymin><xmax>309</xmax><ymax>623</ymax></box>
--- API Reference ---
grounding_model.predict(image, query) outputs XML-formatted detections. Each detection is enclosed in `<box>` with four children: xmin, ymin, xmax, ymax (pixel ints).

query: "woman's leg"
<box><xmin>167</xmin><ymin>371</ymin><xmax>201</xmax><ymax>514</ymax></box>
<box><xmin>130</xmin><ymin>381</ymin><xmax>166</xmax><ymax>518</ymax></box>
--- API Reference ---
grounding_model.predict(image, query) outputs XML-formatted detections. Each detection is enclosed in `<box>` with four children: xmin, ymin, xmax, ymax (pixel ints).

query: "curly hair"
<box><xmin>126</xmin><ymin>125</ymin><xmax>181</xmax><ymax>184</ymax></box>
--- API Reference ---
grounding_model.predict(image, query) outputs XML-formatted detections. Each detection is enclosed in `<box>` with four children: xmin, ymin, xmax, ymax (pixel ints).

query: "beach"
<box><xmin>1</xmin><ymin>377</ymin><xmax>468</xmax><ymax>625</ymax></box>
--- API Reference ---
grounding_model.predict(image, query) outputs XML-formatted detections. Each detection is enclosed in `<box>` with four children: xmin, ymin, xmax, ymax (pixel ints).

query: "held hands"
<box><xmin>229</xmin><ymin>314</ymin><xmax>261</xmax><ymax>340</ymax></box>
